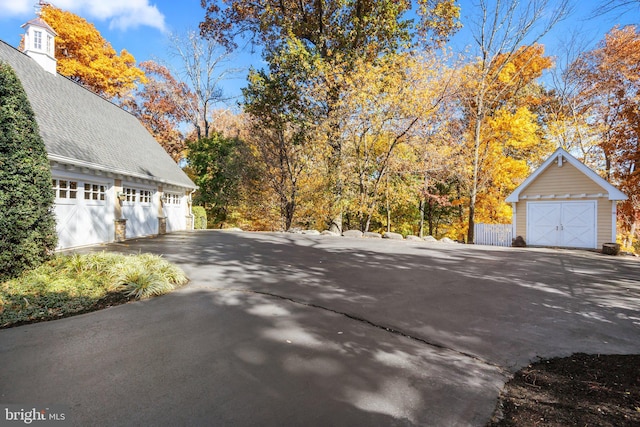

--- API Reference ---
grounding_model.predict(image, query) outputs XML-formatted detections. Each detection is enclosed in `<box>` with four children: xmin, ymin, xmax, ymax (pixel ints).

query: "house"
<box><xmin>0</xmin><ymin>18</ymin><xmax>197</xmax><ymax>249</ymax></box>
<box><xmin>506</xmin><ymin>148</ymin><xmax>627</xmax><ymax>249</ymax></box>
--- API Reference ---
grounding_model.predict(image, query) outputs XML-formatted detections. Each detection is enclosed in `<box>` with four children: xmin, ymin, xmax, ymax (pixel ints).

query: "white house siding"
<box><xmin>52</xmin><ymin>172</ymin><xmax>114</xmax><ymax>249</ymax></box>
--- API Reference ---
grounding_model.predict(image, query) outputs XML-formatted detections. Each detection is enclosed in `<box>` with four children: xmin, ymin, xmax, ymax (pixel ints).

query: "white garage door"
<box><xmin>527</xmin><ymin>201</ymin><xmax>596</xmax><ymax>248</ymax></box>
<box><xmin>122</xmin><ymin>186</ymin><xmax>158</xmax><ymax>238</ymax></box>
<box><xmin>53</xmin><ymin>178</ymin><xmax>112</xmax><ymax>249</ymax></box>
<box><xmin>163</xmin><ymin>193</ymin><xmax>186</xmax><ymax>232</ymax></box>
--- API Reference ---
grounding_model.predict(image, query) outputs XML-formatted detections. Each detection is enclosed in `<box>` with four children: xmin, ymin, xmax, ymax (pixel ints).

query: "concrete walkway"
<box><xmin>1</xmin><ymin>230</ymin><xmax>639</xmax><ymax>426</ymax></box>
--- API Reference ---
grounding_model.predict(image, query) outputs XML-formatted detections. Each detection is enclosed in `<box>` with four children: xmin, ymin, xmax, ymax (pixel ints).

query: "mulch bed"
<box><xmin>488</xmin><ymin>353</ymin><xmax>640</xmax><ymax>426</ymax></box>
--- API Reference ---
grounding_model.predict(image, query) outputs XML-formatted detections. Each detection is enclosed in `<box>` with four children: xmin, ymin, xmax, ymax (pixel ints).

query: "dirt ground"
<box><xmin>488</xmin><ymin>353</ymin><xmax>640</xmax><ymax>426</ymax></box>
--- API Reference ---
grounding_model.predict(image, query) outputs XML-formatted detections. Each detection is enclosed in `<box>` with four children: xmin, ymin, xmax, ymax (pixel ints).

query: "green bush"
<box><xmin>0</xmin><ymin>252</ymin><xmax>189</xmax><ymax>327</ymax></box>
<box><xmin>0</xmin><ymin>62</ymin><xmax>57</xmax><ymax>281</ymax></box>
<box><xmin>192</xmin><ymin>206</ymin><xmax>207</xmax><ymax>229</ymax></box>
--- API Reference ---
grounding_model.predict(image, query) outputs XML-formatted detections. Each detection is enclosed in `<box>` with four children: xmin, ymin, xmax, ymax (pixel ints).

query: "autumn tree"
<box><xmin>540</xmin><ymin>32</ymin><xmax>603</xmax><ymax>167</ymax></box>
<box><xmin>337</xmin><ymin>53</ymin><xmax>455</xmax><ymax>233</ymax></box>
<box><xmin>458</xmin><ymin>0</ymin><xmax>569</xmax><ymax>243</ymax></box>
<box><xmin>243</xmin><ymin>44</ymin><xmax>317</xmax><ymax>230</ymax></box>
<box><xmin>200</xmin><ymin>0</ymin><xmax>461</xmax><ymax>233</ymax></box>
<box><xmin>572</xmin><ymin>25</ymin><xmax>640</xmax><ymax>249</ymax></box>
<box><xmin>38</xmin><ymin>3</ymin><xmax>145</xmax><ymax>99</ymax></box>
<box><xmin>123</xmin><ymin>61</ymin><xmax>195</xmax><ymax>162</ymax></box>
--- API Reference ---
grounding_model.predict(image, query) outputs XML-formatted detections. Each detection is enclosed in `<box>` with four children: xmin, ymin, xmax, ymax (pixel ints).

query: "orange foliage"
<box><xmin>40</xmin><ymin>4</ymin><xmax>146</xmax><ymax>99</ymax></box>
<box><xmin>574</xmin><ymin>25</ymin><xmax>640</xmax><ymax>249</ymax></box>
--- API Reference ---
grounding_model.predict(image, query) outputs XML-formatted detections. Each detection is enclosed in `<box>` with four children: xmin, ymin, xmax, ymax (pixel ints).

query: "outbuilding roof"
<box><xmin>506</xmin><ymin>147</ymin><xmax>627</xmax><ymax>203</ymax></box>
<box><xmin>0</xmin><ymin>40</ymin><xmax>195</xmax><ymax>189</ymax></box>
<box><xmin>21</xmin><ymin>17</ymin><xmax>57</xmax><ymax>35</ymax></box>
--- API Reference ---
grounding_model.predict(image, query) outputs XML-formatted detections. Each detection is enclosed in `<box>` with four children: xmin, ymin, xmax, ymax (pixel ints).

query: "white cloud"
<box><xmin>0</xmin><ymin>0</ymin><xmax>166</xmax><ymax>32</ymax></box>
<box><xmin>0</xmin><ymin>0</ymin><xmax>33</xmax><ymax>16</ymax></box>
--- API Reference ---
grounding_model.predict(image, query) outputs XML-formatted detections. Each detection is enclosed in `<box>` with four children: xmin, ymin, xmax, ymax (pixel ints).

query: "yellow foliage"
<box><xmin>41</xmin><ymin>4</ymin><xmax>146</xmax><ymax>99</ymax></box>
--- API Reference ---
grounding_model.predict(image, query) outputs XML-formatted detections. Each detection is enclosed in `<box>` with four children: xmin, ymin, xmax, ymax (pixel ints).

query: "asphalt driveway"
<box><xmin>1</xmin><ymin>230</ymin><xmax>639</xmax><ymax>426</ymax></box>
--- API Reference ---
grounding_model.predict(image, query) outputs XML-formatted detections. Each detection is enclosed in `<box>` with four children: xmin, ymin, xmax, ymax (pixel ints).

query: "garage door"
<box><xmin>53</xmin><ymin>178</ymin><xmax>112</xmax><ymax>249</ymax></box>
<box><xmin>163</xmin><ymin>192</ymin><xmax>186</xmax><ymax>232</ymax></box>
<box><xmin>527</xmin><ymin>201</ymin><xmax>596</xmax><ymax>248</ymax></box>
<box><xmin>122</xmin><ymin>186</ymin><xmax>158</xmax><ymax>238</ymax></box>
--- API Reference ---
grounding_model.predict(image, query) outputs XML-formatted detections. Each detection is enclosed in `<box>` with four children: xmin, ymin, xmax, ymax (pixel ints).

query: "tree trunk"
<box><xmin>427</xmin><ymin>199</ymin><xmax>434</xmax><ymax>236</ymax></box>
<box><xmin>418</xmin><ymin>199</ymin><xmax>425</xmax><ymax>238</ymax></box>
<box><xmin>467</xmin><ymin>100</ymin><xmax>484</xmax><ymax>244</ymax></box>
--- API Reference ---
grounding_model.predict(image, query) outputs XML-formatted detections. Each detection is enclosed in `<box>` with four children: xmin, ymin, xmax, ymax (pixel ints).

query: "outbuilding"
<box><xmin>0</xmin><ymin>18</ymin><xmax>197</xmax><ymax>250</ymax></box>
<box><xmin>506</xmin><ymin>148</ymin><xmax>627</xmax><ymax>249</ymax></box>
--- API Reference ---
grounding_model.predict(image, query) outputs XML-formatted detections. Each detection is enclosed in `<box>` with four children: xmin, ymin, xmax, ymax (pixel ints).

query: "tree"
<box><xmin>458</xmin><ymin>0</ymin><xmax>569</xmax><ymax>243</ymax></box>
<box><xmin>540</xmin><ymin>32</ymin><xmax>602</xmax><ymax>167</ymax></box>
<box><xmin>187</xmin><ymin>133</ymin><xmax>252</xmax><ymax>227</ymax></box>
<box><xmin>123</xmin><ymin>61</ymin><xmax>196</xmax><ymax>162</ymax></box>
<box><xmin>0</xmin><ymin>62</ymin><xmax>57</xmax><ymax>281</ymax></box>
<box><xmin>200</xmin><ymin>0</ymin><xmax>461</xmax><ymax>233</ymax></box>
<box><xmin>168</xmin><ymin>30</ymin><xmax>239</xmax><ymax>140</ymax></box>
<box><xmin>572</xmin><ymin>25</ymin><xmax>640</xmax><ymax>249</ymax></box>
<box><xmin>338</xmin><ymin>53</ymin><xmax>449</xmax><ymax>232</ymax></box>
<box><xmin>39</xmin><ymin>3</ymin><xmax>146</xmax><ymax>100</ymax></box>
<box><xmin>243</xmin><ymin>52</ymin><xmax>314</xmax><ymax>231</ymax></box>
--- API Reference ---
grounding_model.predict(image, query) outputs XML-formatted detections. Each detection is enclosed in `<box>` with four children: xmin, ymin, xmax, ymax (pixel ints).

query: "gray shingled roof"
<box><xmin>0</xmin><ymin>40</ymin><xmax>195</xmax><ymax>189</ymax></box>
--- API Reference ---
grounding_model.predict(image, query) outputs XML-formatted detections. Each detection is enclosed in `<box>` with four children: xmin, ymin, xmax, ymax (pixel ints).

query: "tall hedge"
<box><xmin>192</xmin><ymin>206</ymin><xmax>207</xmax><ymax>229</ymax></box>
<box><xmin>0</xmin><ymin>62</ymin><xmax>57</xmax><ymax>281</ymax></box>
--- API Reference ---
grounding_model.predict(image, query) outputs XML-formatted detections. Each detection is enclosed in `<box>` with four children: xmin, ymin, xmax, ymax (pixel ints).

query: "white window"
<box><xmin>163</xmin><ymin>193</ymin><xmax>181</xmax><ymax>205</ymax></box>
<box><xmin>124</xmin><ymin>187</ymin><xmax>136</xmax><ymax>202</ymax></box>
<box><xmin>84</xmin><ymin>183</ymin><xmax>106</xmax><ymax>201</ymax></box>
<box><xmin>46</xmin><ymin>35</ymin><xmax>52</xmax><ymax>54</ymax></box>
<box><xmin>33</xmin><ymin>30</ymin><xmax>42</xmax><ymax>50</ymax></box>
<box><xmin>52</xmin><ymin>179</ymin><xmax>77</xmax><ymax>199</ymax></box>
<box><xmin>140</xmin><ymin>190</ymin><xmax>151</xmax><ymax>204</ymax></box>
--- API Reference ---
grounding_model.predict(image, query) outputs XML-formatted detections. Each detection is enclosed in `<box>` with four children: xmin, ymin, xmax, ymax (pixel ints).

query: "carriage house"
<box><xmin>506</xmin><ymin>148</ymin><xmax>627</xmax><ymax>249</ymax></box>
<box><xmin>0</xmin><ymin>18</ymin><xmax>196</xmax><ymax>250</ymax></box>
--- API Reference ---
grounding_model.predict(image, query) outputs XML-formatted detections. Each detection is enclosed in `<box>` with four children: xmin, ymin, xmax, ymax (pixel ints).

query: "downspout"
<box><xmin>189</xmin><ymin>188</ymin><xmax>196</xmax><ymax>230</ymax></box>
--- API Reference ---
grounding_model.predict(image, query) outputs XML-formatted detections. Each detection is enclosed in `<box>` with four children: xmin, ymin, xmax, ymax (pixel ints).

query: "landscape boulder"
<box><xmin>342</xmin><ymin>230</ymin><xmax>364</xmax><ymax>238</ymax></box>
<box><xmin>364</xmin><ymin>232</ymin><xmax>382</xmax><ymax>239</ymax></box>
<box><xmin>406</xmin><ymin>235</ymin><xmax>422</xmax><ymax>241</ymax></box>
<box><xmin>423</xmin><ymin>236</ymin><xmax>438</xmax><ymax>243</ymax></box>
<box><xmin>321</xmin><ymin>230</ymin><xmax>340</xmax><ymax>236</ymax></box>
<box><xmin>383</xmin><ymin>232</ymin><xmax>404</xmax><ymax>240</ymax></box>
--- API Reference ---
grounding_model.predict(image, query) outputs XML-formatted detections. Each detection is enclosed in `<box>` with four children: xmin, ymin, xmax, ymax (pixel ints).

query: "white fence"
<box><xmin>474</xmin><ymin>223</ymin><xmax>513</xmax><ymax>247</ymax></box>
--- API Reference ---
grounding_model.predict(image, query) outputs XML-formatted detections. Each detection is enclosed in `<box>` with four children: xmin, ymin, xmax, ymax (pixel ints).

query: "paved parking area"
<box><xmin>1</xmin><ymin>230</ymin><xmax>639</xmax><ymax>426</ymax></box>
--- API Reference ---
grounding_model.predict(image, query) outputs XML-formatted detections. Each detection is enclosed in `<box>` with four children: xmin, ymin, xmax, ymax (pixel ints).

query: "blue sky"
<box><xmin>0</xmin><ymin>0</ymin><xmax>638</xmax><ymax>103</ymax></box>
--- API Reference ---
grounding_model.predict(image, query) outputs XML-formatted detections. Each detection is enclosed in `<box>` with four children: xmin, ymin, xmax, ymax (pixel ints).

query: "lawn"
<box><xmin>0</xmin><ymin>252</ymin><xmax>188</xmax><ymax>328</ymax></box>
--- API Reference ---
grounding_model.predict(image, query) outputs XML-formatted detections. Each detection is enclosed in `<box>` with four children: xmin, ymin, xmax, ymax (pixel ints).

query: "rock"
<box><xmin>364</xmin><ymin>232</ymin><xmax>382</xmax><ymax>239</ymax></box>
<box><xmin>287</xmin><ymin>228</ymin><xmax>303</xmax><ymax>234</ymax></box>
<box><xmin>383</xmin><ymin>232</ymin><xmax>404</xmax><ymax>240</ymax></box>
<box><xmin>512</xmin><ymin>235</ymin><xmax>526</xmax><ymax>247</ymax></box>
<box><xmin>321</xmin><ymin>230</ymin><xmax>340</xmax><ymax>236</ymax></box>
<box><xmin>406</xmin><ymin>235</ymin><xmax>422</xmax><ymax>241</ymax></box>
<box><xmin>440</xmin><ymin>237</ymin><xmax>456</xmax><ymax>244</ymax></box>
<box><xmin>342</xmin><ymin>230</ymin><xmax>363</xmax><ymax>238</ymax></box>
<box><xmin>602</xmin><ymin>243</ymin><xmax>620</xmax><ymax>255</ymax></box>
<box><xmin>423</xmin><ymin>235</ymin><xmax>438</xmax><ymax>243</ymax></box>
<box><xmin>302</xmin><ymin>230</ymin><xmax>320</xmax><ymax>235</ymax></box>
